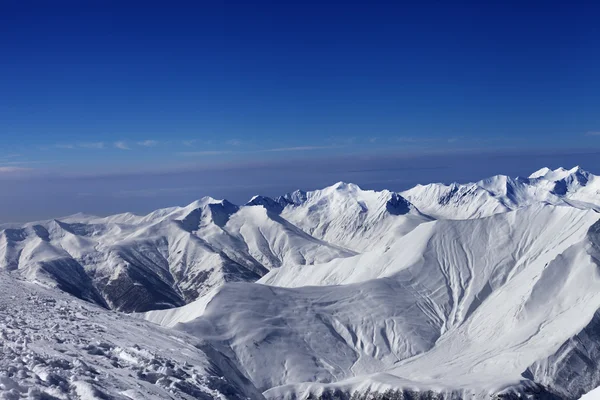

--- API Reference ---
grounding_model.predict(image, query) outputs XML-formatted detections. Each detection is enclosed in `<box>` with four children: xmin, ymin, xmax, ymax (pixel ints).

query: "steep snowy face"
<box><xmin>0</xmin><ymin>272</ymin><xmax>265</xmax><ymax>400</ymax></box>
<box><xmin>261</xmin><ymin>204</ymin><xmax>596</xmax><ymax>289</ymax></box>
<box><xmin>0</xmin><ymin>197</ymin><xmax>353</xmax><ymax>312</ymax></box>
<box><xmin>400</xmin><ymin>181</ymin><xmax>513</xmax><ymax>220</ymax></box>
<box><xmin>246</xmin><ymin>195</ymin><xmax>285</xmax><ymax>214</ymax></box>
<box><xmin>275</xmin><ymin>182</ymin><xmax>430</xmax><ymax>252</ymax></box>
<box><xmin>402</xmin><ymin>166</ymin><xmax>600</xmax><ymax>219</ymax></box>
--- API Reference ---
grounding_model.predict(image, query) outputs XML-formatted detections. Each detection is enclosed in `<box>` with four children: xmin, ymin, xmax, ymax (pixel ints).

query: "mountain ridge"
<box><xmin>3</xmin><ymin>166</ymin><xmax>600</xmax><ymax>399</ymax></box>
<box><xmin>2</xmin><ymin>166</ymin><xmax>600</xmax><ymax>313</ymax></box>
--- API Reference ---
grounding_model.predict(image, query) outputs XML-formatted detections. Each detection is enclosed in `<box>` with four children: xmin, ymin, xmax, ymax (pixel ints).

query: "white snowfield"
<box><xmin>5</xmin><ymin>166</ymin><xmax>600</xmax><ymax>399</ymax></box>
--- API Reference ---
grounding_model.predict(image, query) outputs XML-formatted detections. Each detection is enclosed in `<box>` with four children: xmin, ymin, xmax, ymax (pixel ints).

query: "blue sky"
<box><xmin>1</xmin><ymin>1</ymin><xmax>600</xmax><ymax>220</ymax></box>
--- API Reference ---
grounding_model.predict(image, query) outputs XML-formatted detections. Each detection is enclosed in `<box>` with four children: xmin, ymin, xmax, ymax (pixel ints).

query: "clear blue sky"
<box><xmin>1</xmin><ymin>1</ymin><xmax>599</xmax><ymax>221</ymax></box>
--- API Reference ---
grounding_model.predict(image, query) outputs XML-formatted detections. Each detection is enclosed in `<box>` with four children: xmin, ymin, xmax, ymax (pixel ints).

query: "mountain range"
<box><xmin>3</xmin><ymin>166</ymin><xmax>600</xmax><ymax>399</ymax></box>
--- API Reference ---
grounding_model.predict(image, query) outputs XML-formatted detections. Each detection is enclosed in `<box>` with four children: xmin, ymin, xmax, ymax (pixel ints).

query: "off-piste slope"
<box><xmin>401</xmin><ymin>165</ymin><xmax>600</xmax><ymax>220</ymax></box>
<box><xmin>249</xmin><ymin>182</ymin><xmax>431</xmax><ymax>252</ymax></box>
<box><xmin>146</xmin><ymin>203</ymin><xmax>600</xmax><ymax>399</ymax></box>
<box><xmin>0</xmin><ymin>272</ymin><xmax>264</xmax><ymax>400</ymax></box>
<box><xmin>0</xmin><ymin>197</ymin><xmax>353</xmax><ymax>312</ymax></box>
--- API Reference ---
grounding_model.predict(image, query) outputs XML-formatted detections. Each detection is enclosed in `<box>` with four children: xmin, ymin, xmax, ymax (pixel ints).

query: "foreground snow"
<box><xmin>582</xmin><ymin>387</ymin><xmax>600</xmax><ymax>400</ymax></box>
<box><xmin>0</xmin><ymin>272</ymin><xmax>263</xmax><ymax>399</ymax></box>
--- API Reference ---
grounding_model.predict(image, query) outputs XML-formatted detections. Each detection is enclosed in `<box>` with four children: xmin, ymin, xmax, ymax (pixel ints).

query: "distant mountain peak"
<box><xmin>528</xmin><ymin>166</ymin><xmax>590</xmax><ymax>181</ymax></box>
<box><xmin>529</xmin><ymin>167</ymin><xmax>553</xmax><ymax>179</ymax></box>
<box><xmin>246</xmin><ymin>195</ymin><xmax>284</xmax><ymax>214</ymax></box>
<box><xmin>276</xmin><ymin>189</ymin><xmax>308</xmax><ymax>207</ymax></box>
<box><xmin>330</xmin><ymin>181</ymin><xmax>359</xmax><ymax>191</ymax></box>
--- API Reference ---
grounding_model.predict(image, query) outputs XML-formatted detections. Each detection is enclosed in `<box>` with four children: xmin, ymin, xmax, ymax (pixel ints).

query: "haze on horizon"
<box><xmin>1</xmin><ymin>1</ymin><xmax>599</xmax><ymax>222</ymax></box>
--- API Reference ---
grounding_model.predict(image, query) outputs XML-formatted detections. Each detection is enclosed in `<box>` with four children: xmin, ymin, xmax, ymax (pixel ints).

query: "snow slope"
<box><xmin>275</xmin><ymin>182</ymin><xmax>430</xmax><ymax>252</ymax></box>
<box><xmin>582</xmin><ymin>387</ymin><xmax>600</xmax><ymax>400</ymax></box>
<box><xmin>0</xmin><ymin>271</ymin><xmax>264</xmax><ymax>399</ymax></box>
<box><xmin>159</xmin><ymin>205</ymin><xmax>600</xmax><ymax>399</ymax></box>
<box><xmin>0</xmin><ymin>197</ymin><xmax>353</xmax><ymax>312</ymax></box>
<box><xmin>402</xmin><ymin>165</ymin><xmax>600</xmax><ymax>220</ymax></box>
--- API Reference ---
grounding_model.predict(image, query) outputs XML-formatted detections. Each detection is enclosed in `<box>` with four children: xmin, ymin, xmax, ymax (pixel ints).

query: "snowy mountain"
<box><xmin>402</xmin><ymin>165</ymin><xmax>600</xmax><ymax>219</ymax></box>
<box><xmin>5</xmin><ymin>166</ymin><xmax>600</xmax><ymax>399</ymax></box>
<box><xmin>150</xmin><ymin>204</ymin><xmax>600</xmax><ymax>399</ymax></box>
<box><xmin>270</xmin><ymin>182</ymin><xmax>430</xmax><ymax>252</ymax></box>
<box><xmin>0</xmin><ymin>196</ymin><xmax>353</xmax><ymax>312</ymax></box>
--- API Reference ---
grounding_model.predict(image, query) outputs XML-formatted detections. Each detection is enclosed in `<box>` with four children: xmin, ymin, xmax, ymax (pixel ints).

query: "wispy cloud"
<box><xmin>395</xmin><ymin>136</ymin><xmax>462</xmax><ymax>144</ymax></box>
<box><xmin>327</xmin><ymin>136</ymin><xmax>356</xmax><ymax>146</ymax></box>
<box><xmin>395</xmin><ymin>136</ymin><xmax>432</xmax><ymax>143</ymax></box>
<box><xmin>0</xmin><ymin>166</ymin><xmax>31</xmax><ymax>173</ymax></box>
<box><xmin>0</xmin><ymin>153</ymin><xmax>22</xmax><ymax>159</ymax></box>
<box><xmin>79</xmin><ymin>142</ymin><xmax>105</xmax><ymax>149</ymax></box>
<box><xmin>0</xmin><ymin>161</ymin><xmax>41</xmax><ymax>166</ymax></box>
<box><xmin>179</xmin><ymin>145</ymin><xmax>338</xmax><ymax>157</ymax></box>
<box><xmin>138</xmin><ymin>140</ymin><xmax>158</xmax><ymax>147</ymax></box>
<box><xmin>182</xmin><ymin>139</ymin><xmax>196</xmax><ymax>147</ymax></box>
<box><xmin>114</xmin><ymin>141</ymin><xmax>130</xmax><ymax>150</ymax></box>
<box><xmin>178</xmin><ymin>150</ymin><xmax>233</xmax><ymax>156</ymax></box>
<box><xmin>55</xmin><ymin>144</ymin><xmax>76</xmax><ymax>149</ymax></box>
<box><xmin>226</xmin><ymin>139</ymin><xmax>242</xmax><ymax>146</ymax></box>
<box><xmin>586</xmin><ymin>131</ymin><xmax>600</xmax><ymax>136</ymax></box>
<box><xmin>262</xmin><ymin>145</ymin><xmax>336</xmax><ymax>152</ymax></box>
<box><xmin>110</xmin><ymin>187</ymin><xmax>199</xmax><ymax>198</ymax></box>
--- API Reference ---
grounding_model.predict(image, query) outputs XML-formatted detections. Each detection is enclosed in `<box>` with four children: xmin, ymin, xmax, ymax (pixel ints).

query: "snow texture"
<box><xmin>0</xmin><ymin>272</ymin><xmax>263</xmax><ymax>399</ymax></box>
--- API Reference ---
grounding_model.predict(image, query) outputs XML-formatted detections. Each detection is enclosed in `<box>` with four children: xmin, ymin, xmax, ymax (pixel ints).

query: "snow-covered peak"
<box><xmin>246</xmin><ymin>195</ymin><xmax>284</xmax><ymax>214</ymax></box>
<box><xmin>183</xmin><ymin>196</ymin><xmax>224</xmax><ymax>211</ymax></box>
<box><xmin>529</xmin><ymin>166</ymin><xmax>590</xmax><ymax>181</ymax></box>
<box><xmin>276</xmin><ymin>184</ymin><xmax>426</xmax><ymax>251</ymax></box>
<box><xmin>328</xmin><ymin>181</ymin><xmax>361</xmax><ymax>192</ymax></box>
<box><xmin>178</xmin><ymin>197</ymin><xmax>239</xmax><ymax>230</ymax></box>
<box><xmin>276</xmin><ymin>189</ymin><xmax>308</xmax><ymax>207</ymax></box>
<box><xmin>529</xmin><ymin>167</ymin><xmax>553</xmax><ymax>179</ymax></box>
<box><xmin>403</xmin><ymin>166</ymin><xmax>600</xmax><ymax>220</ymax></box>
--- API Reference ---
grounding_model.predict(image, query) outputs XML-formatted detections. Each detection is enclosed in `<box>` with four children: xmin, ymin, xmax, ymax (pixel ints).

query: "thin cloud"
<box><xmin>179</xmin><ymin>145</ymin><xmax>338</xmax><ymax>157</ymax></box>
<box><xmin>226</xmin><ymin>139</ymin><xmax>242</xmax><ymax>146</ymax></box>
<box><xmin>0</xmin><ymin>166</ymin><xmax>32</xmax><ymax>173</ymax></box>
<box><xmin>396</xmin><ymin>136</ymin><xmax>433</xmax><ymax>143</ymax></box>
<box><xmin>0</xmin><ymin>153</ymin><xmax>22</xmax><ymax>159</ymax></box>
<box><xmin>138</xmin><ymin>140</ymin><xmax>158</xmax><ymax>147</ymax></box>
<box><xmin>56</xmin><ymin>144</ymin><xmax>76</xmax><ymax>149</ymax></box>
<box><xmin>261</xmin><ymin>145</ymin><xmax>336</xmax><ymax>152</ymax></box>
<box><xmin>586</xmin><ymin>131</ymin><xmax>600</xmax><ymax>136</ymax></box>
<box><xmin>178</xmin><ymin>150</ymin><xmax>233</xmax><ymax>156</ymax></box>
<box><xmin>395</xmin><ymin>136</ymin><xmax>463</xmax><ymax>144</ymax></box>
<box><xmin>182</xmin><ymin>140</ymin><xmax>196</xmax><ymax>147</ymax></box>
<box><xmin>114</xmin><ymin>141</ymin><xmax>130</xmax><ymax>150</ymax></box>
<box><xmin>80</xmin><ymin>142</ymin><xmax>105</xmax><ymax>149</ymax></box>
<box><xmin>327</xmin><ymin>136</ymin><xmax>356</xmax><ymax>146</ymax></box>
<box><xmin>0</xmin><ymin>161</ymin><xmax>42</xmax><ymax>166</ymax></box>
<box><xmin>111</xmin><ymin>187</ymin><xmax>198</xmax><ymax>198</ymax></box>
